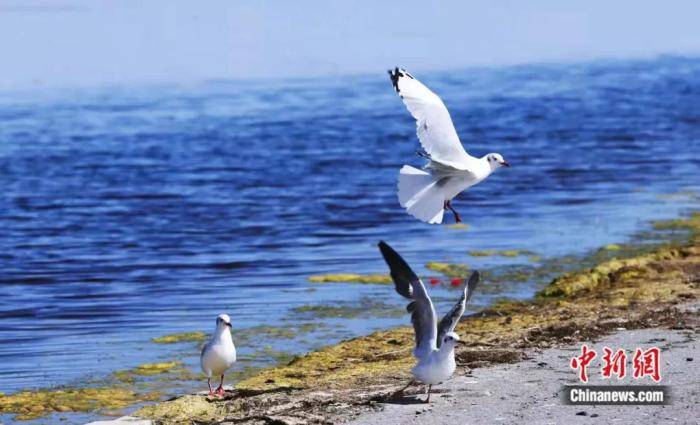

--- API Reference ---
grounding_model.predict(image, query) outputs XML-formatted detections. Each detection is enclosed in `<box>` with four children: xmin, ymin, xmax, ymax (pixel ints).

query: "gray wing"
<box><xmin>200</xmin><ymin>339</ymin><xmax>213</xmax><ymax>373</ymax></box>
<box><xmin>378</xmin><ymin>241</ymin><xmax>437</xmax><ymax>358</ymax></box>
<box><xmin>436</xmin><ymin>271</ymin><xmax>479</xmax><ymax>348</ymax></box>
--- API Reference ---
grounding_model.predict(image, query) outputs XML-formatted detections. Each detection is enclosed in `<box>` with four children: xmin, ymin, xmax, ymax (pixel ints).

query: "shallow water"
<box><xmin>1</xmin><ymin>56</ymin><xmax>699</xmax><ymax>421</ymax></box>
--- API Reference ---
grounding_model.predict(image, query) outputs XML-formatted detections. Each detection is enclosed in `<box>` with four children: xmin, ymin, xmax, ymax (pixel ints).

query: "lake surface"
<box><xmin>1</xmin><ymin>56</ymin><xmax>699</xmax><ymax>421</ymax></box>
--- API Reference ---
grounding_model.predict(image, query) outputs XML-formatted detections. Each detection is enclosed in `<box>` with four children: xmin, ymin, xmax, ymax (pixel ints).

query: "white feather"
<box><xmin>411</xmin><ymin>343</ymin><xmax>457</xmax><ymax>385</ymax></box>
<box><xmin>201</xmin><ymin>314</ymin><xmax>236</xmax><ymax>378</ymax></box>
<box><xmin>390</xmin><ymin>68</ymin><xmax>478</xmax><ymax>171</ymax></box>
<box><xmin>397</xmin><ymin>165</ymin><xmax>445</xmax><ymax>224</ymax></box>
<box><xmin>389</xmin><ymin>68</ymin><xmax>509</xmax><ymax>224</ymax></box>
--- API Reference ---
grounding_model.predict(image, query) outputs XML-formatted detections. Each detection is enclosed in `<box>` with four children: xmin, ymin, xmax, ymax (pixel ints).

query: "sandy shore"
<box><xmin>348</xmin><ymin>321</ymin><xmax>699</xmax><ymax>425</ymax></box>
<box><xmin>92</xmin><ymin>308</ymin><xmax>700</xmax><ymax>425</ymax></box>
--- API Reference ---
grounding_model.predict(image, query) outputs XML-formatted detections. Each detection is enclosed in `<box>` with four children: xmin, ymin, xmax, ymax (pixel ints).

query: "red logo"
<box><xmin>601</xmin><ymin>347</ymin><xmax>627</xmax><ymax>379</ymax></box>
<box><xmin>570</xmin><ymin>345</ymin><xmax>597</xmax><ymax>383</ymax></box>
<box><xmin>571</xmin><ymin>345</ymin><xmax>662</xmax><ymax>383</ymax></box>
<box><xmin>632</xmin><ymin>347</ymin><xmax>661</xmax><ymax>382</ymax></box>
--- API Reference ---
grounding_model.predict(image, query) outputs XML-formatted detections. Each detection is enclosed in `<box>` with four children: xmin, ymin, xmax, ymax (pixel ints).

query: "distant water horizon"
<box><xmin>3</xmin><ymin>53</ymin><xmax>700</xmax><ymax>100</ymax></box>
<box><xmin>1</xmin><ymin>55</ymin><xmax>699</xmax><ymax>422</ymax></box>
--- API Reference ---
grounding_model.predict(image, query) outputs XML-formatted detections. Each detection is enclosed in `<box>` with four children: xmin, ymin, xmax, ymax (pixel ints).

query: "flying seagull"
<box><xmin>378</xmin><ymin>241</ymin><xmax>479</xmax><ymax>403</ymax></box>
<box><xmin>388</xmin><ymin>67</ymin><xmax>510</xmax><ymax>224</ymax></box>
<box><xmin>200</xmin><ymin>313</ymin><xmax>237</xmax><ymax>397</ymax></box>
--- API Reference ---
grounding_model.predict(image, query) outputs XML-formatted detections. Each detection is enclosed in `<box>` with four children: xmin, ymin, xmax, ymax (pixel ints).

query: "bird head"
<box><xmin>216</xmin><ymin>314</ymin><xmax>233</xmax><ymax>330</ymax></box>
<box><xmin>442</xmin><ymin>332</ymin><xmax>460</xmax><ymax>347</ymax></box>
<box><xmin>486</xmin><ymin>153</ymin><xmax>510</xmax><ymax>170</ymax></box>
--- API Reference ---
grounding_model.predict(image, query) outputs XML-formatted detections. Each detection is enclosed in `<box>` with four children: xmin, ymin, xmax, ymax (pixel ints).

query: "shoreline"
<box><xmin>130</xmin><ymin>213</ymin><xmax>700</xmax><ymax>424</ymax></box>
<box><xmin>347</xmin><ymin>321</ymin><xmax>699</xmax><ymax>424</ymax></box>
<box><xmin>1</xmin><ymin>212</ymin><xmax>697</xmax><ymax>422</ymax></box>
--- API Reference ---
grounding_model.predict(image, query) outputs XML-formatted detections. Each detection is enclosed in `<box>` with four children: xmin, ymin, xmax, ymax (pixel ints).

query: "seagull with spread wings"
<box><xmin>378</xmin><ymin>241</ymin><xmax>480</xmax><ymax>403</ymax></box>
<box><xmin>388</xmin><ymin>67</ymin><xmax>510</xmax><ymax>224</ymax></box>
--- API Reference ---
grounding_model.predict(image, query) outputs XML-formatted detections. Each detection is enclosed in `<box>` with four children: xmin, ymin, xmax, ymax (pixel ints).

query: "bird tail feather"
<box><xmin>397</xmin><ymin>165</ymin><xmax>445</xmax><ymax>224</ymax></box>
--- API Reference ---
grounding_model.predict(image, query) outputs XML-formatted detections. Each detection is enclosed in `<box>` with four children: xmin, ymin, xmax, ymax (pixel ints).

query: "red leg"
<box><xmin>216</xmin><ymin>374</ymin><xmax>225</xmax><ymax>396</ymax></box>
<box><xmin>444</xmin><ymin>201</ymin><xmax>462</xmax><ymax>223</ymax></box>
<box><xmin>207</xmin><ymin>377</ymin><xmax>215</xmax><ymax>396</ymax></box>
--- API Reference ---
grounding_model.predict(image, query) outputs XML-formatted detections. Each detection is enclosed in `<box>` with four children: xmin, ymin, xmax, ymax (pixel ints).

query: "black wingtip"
<box><xmin>465</xmin><ymin>270</ymin><xmax>480</xmax><ymax>301</ymax></box>
<box><xmin>378</xmin><ymin>241</ymin><xmax>415</xmax><ymax>299</ymax></box>
<box><xmin>388</xmin><ymin>67</ymin><xmax>401</xmax><ymax>93</ymax></box>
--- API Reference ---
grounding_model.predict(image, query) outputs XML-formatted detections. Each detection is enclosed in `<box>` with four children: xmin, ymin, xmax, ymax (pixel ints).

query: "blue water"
<box><xmin>1</xmin><ymin>56</ymin><xmax>699</xmax><ymax>413</ymax></box>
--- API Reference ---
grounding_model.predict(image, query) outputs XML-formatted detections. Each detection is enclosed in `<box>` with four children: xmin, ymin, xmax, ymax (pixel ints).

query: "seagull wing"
<box><xmin>389</xmin><ymin>67</ymin><xmax>477</xmax><ymax>171</ymax></box>
<box><xmin>378</xmin><ymin>241</ymin><xmax>437</xmax><ymax>358</ymax></box>
<box><xmin>436</xmin><ymin>271</ymin><xmax>480</xmax><ymax>348</ymax></box>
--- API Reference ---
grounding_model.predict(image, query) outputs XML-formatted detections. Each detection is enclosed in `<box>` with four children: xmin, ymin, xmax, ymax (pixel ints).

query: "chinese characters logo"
<box><xmin>570</xmin><ymin>345</ymin><xmax>661</xmax><ymax>383</ymax></box>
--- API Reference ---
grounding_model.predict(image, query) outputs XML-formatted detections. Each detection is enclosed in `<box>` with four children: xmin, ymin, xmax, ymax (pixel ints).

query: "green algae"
<box><xmin>540</xmin><ymin>212</ymin><xmax>700</xmax><ymax>298</ymax></box>
<box><xmin>446</xmin><ymin>223</ymin><xmax>469</xmax><ymax>230</ymax></box>
<box><xmin>0</xmin><ymin>387</ymin><xmax>161</xmax><ymax>421</ymax></box>
<box><xmin>467</xmin><ymin>249</ymin><xmax>540</xmax><ymax>263</ymax></box>
<box><xmin>539</xmin><ymin>245</ymin><xmax>693</xmax><ymax>298</ymax></box>
<box><xmin>469</xmin><ymin>249</ymin><xmax>524</xmax><ymax>257</ymax></box>
<box><xmin>114</xmin><ymin>361</ymin><xmax>184</xmax><ymax>383</ymax></box>
<box><xmin>236</xmin><ymin>328</ymin><xmax>416</xmax><ymax>391</ymax></box>
<box><xmin>135</xmin><ymin>394</ymin><xmax>225</xmax><ymax>424</ymax></box>
<box><xmin>134</xmin><ymin>361</ymin><xmax>183</xmax><ymax>376</ymax></box>
<box><xmin>292</xmin><ymin>299</ymin><xmax>404</xmax><ymax>319</ymax></box>
<box><xmin>602</xmin><ymin>244</ymin><xmax>622</xmax><ymax>251</ymax></box>
<box><xmin>152</xmin><ymin>331</ymin><xmax>207</xmax><ymax>344</ymax></box>
<box><xmin>425</xmin><ymin>261</ymin><xmax>470</xmax><ymax>277</ymax></box>
<box><xmin>237</xmin><ymin>323</ymin><xmax>326</xmax><ymax>343</ymax></box>
<box><xmin>308</xmin><ymin>273</ymin><xmax>392</xmax><ymax>284</ymax></box>
<box><xmin>652</xmin><ymin>212</ymin><xmax>700</xmax><ymax>231</ymax></box>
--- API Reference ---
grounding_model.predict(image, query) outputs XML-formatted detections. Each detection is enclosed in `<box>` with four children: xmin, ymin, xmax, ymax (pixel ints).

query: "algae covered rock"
<box><xmin>151</xmin><ymin>331</ymin><xmax>207</xmax><ymax>344</ymax></box>
<box><xmin>308</xmin><ymin>273</ymin><xmax>392</xmax><ymax>284</ymax></box>
<box><xmin>653</xmin><ymin>212</ymin><xmax>700</xmax><ymax>232</ymax></box>
<box><xmin>113</xmin><ymin>361</ymin><xmax>184</xmax><ymax>383</ymax></box>
<box><xmin>425</xmin><ymin>262</ymin><xmax>470</xmax><ymax>278</ymax></box>
<box><xmin>135</xmin><ymin>394</ymin><xmax>225</xmax><ymax>424</ymax></box>
<box><xmin>0</xmin><ymin>387</ymin><xmax>160</xmax><ymax>421</ymax></box>
<box><xmin>468</xmin><ymin>249</ymin><xmax>539</xmax><ymax>260</ymax></box>
<box><xmin>539</xmin><ymin>247</ymin><xmax>684</xmax><ymax>298</ymax></box>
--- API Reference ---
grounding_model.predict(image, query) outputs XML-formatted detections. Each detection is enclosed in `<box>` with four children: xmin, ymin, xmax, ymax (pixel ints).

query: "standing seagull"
<box><xmin>200</xmin><ymin>314</ymin><xmax>237</xmax><ymax>397</ymax></box>
<box><xmin>388</xmin><ymin>67</ymin><xmax>510</xmax><ymax>224</ymax></box>
<box><xmin>378</xmin><ymin>241</ymin><xmax>479</xmax><ymax>403</ymax></box>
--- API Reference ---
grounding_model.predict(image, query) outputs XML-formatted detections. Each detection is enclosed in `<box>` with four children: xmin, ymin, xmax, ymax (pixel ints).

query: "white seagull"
<box><xmin>200</xmin><ymin>313</ymin><xmax>237</xmax><ymax>397</ymax></box>
<box><xmin>388</xmin><ymin>67</ymin><xmax>510</xmax><ymax>224</ymax></box>
<box><xmin>378</xmin><ymin>241</ymin><xmax>480</xmax><ymax>403</ymax></box>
